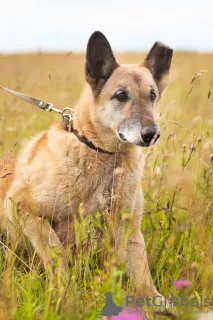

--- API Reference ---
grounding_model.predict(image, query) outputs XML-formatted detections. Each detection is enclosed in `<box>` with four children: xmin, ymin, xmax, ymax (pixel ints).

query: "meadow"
<box><xmin>0</xmin><ymin>51</ymin><xmax>212</xmax><ymax>320</ymax></box>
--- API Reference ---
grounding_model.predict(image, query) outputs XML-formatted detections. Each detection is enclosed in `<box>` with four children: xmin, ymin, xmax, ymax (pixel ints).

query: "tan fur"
<box><xmin>0</xmin><ymin>154</ymin><xmax>16</xmax><ymax>214</ymax></box>
<box><xmin>0</xmin><ymin>32</ymin><xmax>173</xmax><ymax>297</ymax></box>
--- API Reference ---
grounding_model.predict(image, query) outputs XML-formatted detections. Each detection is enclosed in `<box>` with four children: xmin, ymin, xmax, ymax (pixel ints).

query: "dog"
<box><xmin>0</xmin><ymin>31</ymin><xmax>173</xmax><ymax>296</ymax></box>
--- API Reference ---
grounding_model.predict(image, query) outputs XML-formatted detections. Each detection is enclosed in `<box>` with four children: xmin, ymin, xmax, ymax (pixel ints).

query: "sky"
<box><xmin>1</xmin><ymin>0</ymin><xmax>213</xmax><ymax>53</ymax></box>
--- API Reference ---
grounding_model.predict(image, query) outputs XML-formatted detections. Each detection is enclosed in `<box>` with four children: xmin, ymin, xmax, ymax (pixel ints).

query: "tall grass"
<box><xmin>0</xmin><ymin>52</ymin><xmax>212</xmax><ymax>319</ymax></box>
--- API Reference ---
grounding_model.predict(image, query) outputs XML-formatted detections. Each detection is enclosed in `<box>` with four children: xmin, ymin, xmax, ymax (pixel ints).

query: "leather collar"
<box><xmin>63</xmin><ymin>118</ymin><xmax>113</xmax><ymax>155</ymax></box>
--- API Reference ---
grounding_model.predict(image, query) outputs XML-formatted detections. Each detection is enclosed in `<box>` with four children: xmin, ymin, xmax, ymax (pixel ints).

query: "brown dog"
<box><xmin>0</xmin><ymin>31</ymin><xmax>173</xmax><ymax>296</ymax></box>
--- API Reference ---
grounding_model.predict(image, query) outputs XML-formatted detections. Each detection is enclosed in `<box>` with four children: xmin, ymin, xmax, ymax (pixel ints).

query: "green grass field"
<box><xmin>0</xmin><ymin>52</ymin><xmax>212</xmax><ymax>319</ymax></box>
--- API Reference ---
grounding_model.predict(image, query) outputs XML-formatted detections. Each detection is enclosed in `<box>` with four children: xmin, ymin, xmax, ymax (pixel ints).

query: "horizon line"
<box><xmin>1</xmin><ymin>49</ymin><xmax>213</xmax><ymax>55</ymax></box>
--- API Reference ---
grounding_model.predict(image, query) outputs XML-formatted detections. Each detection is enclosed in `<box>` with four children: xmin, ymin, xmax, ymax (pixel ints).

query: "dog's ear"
<box><xmin>144</xmin><ymin>42</ymin><xmax>173</xmax><ymax>95</ymax></box>
<box><xmin>85</xmin><ymin>31</ymin><xmax>119</xmax><ymax>94</ymax></box>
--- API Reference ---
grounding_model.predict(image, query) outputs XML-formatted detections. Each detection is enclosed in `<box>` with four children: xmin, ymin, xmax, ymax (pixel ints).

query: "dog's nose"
<box><xmin>141</xmin><ymin>126</ymin><xmax>160</xmax><ymax>145</ymax></box>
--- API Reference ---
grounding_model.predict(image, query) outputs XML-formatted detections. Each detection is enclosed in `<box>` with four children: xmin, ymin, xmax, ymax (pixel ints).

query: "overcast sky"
<box><xmin>1</xmin><ymin>0</ymin><xmax>213</xmax><ymax>53</ymax></box>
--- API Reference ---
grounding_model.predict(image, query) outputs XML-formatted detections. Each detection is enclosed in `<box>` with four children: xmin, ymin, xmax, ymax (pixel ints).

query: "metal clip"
<box><xmin>62</xmin><ymin>107</ymin><xmax>74</xmax><ymax>132</ymax></box>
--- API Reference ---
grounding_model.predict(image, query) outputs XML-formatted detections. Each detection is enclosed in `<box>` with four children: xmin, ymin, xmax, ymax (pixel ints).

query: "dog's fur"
<box><xmin>0</xmin><ymin>31</ymin><xmax>173</xmax><ymax>296</ymax></box>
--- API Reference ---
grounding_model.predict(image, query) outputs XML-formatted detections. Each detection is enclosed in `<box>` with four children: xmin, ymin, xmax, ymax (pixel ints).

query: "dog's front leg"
<box><xmin>20</xmin><ymin>213</ymin><xmax>68</xmax><ymax>277</ymax></box>
<box><xmin>4</xmin><ymin>194</ymin><xmax>68</xmax><ymax>284</ymax></box>
<box><xmin>115</xmin><ymin>188</ymin><xmax>160</xmax><ymax>297</ymax></box>
<box><xmin>116</xmin><ymin>227</ymin><xmax>159</xmax><ymax>297</ymax></box>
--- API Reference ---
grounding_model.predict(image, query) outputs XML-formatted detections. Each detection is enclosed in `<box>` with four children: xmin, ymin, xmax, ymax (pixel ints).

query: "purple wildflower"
<box><xmin>174</xmin><ymin>279</ymin><xmax>191</xmax><ymax>289</ymax></box>
<box><xmin>109</xmin><ymin>309</ymin><xmax>147</xmax><ymax>320</ymax></box>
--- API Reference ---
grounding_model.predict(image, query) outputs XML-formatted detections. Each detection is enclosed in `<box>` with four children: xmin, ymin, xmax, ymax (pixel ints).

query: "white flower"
<box><xmin>155</xmin><ymin>166</ymin><xmax>161</xmax><ymax>175</ymax></box>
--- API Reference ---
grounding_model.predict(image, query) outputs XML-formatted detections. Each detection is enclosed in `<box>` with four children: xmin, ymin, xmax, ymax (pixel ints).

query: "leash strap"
<box><xmin>0</xmin><ymin>86</ymin><xmax>74</xmax><ymax>130</ymax></box>
<box><xmin>0</xmin><ymin>86</ymin><xmax>112</xmax><ymax>154</ymax></box>
<box><xmin>0</xmin><ymin>86</ymin><xmax>62</xmax><ymax>113</ymax></box>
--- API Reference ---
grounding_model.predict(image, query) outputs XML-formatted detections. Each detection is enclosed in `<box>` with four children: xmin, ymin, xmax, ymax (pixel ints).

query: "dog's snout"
<box><xmin>141</xmin><ymin>126</ymin><xmax>160</xmax><ymax>146</ymax></box>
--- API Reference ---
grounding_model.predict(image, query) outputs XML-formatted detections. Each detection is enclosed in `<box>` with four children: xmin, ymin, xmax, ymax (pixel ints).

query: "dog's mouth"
<box><xmin>136</xmin><ymin>139</ymin><xmax>159</xmax><ymax>147</ymax></box>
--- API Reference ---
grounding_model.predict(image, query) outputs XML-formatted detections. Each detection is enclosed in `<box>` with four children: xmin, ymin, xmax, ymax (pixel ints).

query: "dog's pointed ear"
<box><xmin>144</xmin><ymin>42</ymin><xmax>173</xmax><ymax>95</ymax></box>
<box><xmin>85</xmin><ymin>31</ymin><xmax>119</xmax><ymax>94</ymax></box>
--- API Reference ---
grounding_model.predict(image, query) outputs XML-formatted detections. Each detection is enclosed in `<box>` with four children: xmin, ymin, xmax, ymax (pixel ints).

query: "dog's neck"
<box><xmin>53</xmin><ymin>83</ymin><xmax>144</xmax><ymax>169</ymax></box>
<box><xmin>73</xmin><ymin>85</ymin><xmax>123</xmax><ymax>154</ymax></box>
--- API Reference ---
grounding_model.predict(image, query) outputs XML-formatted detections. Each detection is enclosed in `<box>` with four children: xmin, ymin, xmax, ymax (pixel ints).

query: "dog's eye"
<box><xmin>150</xmin><ymin>89</ymin><xmax>156</xmax><ymax>101</ymax></box>
<box><xmin>114</xmin><ymin>90</ymin><xmax>128</xmax><ymax>102</ymax></box>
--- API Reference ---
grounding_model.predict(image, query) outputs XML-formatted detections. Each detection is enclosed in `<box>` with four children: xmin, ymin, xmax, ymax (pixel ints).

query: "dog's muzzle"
<box><xmin>117</xmin><ymin>122</ymin><xmax>160</xmax><ymax>147</ymax></box>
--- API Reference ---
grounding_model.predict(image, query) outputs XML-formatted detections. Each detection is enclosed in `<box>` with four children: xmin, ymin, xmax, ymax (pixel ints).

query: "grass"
<box><xmin>0</xmin><ymin>51</ymin><xmax>213</xmax><ymax>319</ymax></box>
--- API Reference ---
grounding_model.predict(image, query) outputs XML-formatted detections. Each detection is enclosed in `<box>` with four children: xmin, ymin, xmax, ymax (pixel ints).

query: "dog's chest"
<box><xmin>38</xmin><ymin>154</ymin><xmax>122</xmax><ymax>217</ymax></box>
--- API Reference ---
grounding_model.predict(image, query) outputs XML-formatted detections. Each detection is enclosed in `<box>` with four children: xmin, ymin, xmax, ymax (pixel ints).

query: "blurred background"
<box><xmin>1</xmin><ymin>0</ymin><xmax>213</xmax><ymax>53</ymax></box>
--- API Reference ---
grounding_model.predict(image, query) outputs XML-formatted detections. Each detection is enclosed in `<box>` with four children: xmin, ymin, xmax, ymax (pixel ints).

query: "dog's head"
<box><xmin>85</xmin><ymin>31</ymin><xmax>173</xmax><ymax>147</ymax></box>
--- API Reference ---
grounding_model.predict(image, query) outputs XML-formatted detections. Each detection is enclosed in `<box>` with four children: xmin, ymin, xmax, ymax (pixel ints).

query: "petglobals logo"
<box><xmin>94</xmin><ymin>292</ymin><xmax>146</xmax><ymax>319</ymax></box>
<box><xmin>94</xmin><ymin>292</ymin><xmax>122</xmax><ymax>318</ymax></box>
<box><xmin>101</xmin><ymin>292</ymin><xmax>122</xmax><ymax>316</ymax></box>
<box><xmin>94</xmin><ymin>292</ymin><xmax>213</xmax><ymax>318</ymax></box>
<box><xmin>125</xmin><ymin>295</ymin><xmax>212</xmax><ymax>308</ymax></box>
